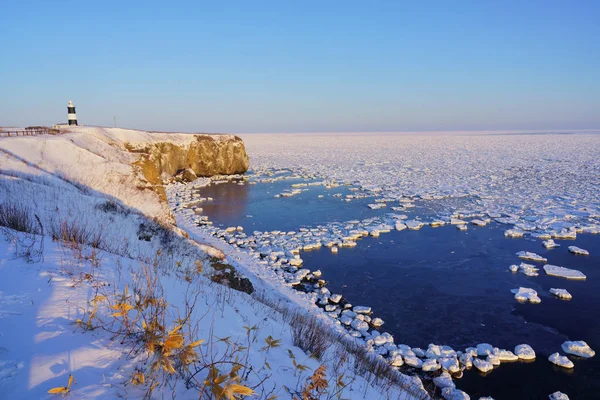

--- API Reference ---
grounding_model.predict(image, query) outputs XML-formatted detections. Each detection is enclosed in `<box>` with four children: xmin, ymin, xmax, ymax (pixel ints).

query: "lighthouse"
<box><xmin>67</xmin><ymin>100</ymin><xmax>78</xmax><ymax>126</ymax></box>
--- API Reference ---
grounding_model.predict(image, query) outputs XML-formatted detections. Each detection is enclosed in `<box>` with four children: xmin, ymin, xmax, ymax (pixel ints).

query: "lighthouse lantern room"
<box><xmin>67</xmin><ymin>100</ymin><xmax>78</xmax><ymax>126</ymax></box>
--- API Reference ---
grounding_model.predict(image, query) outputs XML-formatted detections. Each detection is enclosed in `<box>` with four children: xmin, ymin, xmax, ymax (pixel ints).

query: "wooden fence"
<box><xmin>0</xmin><ymin>127</ymin><xmax>62</xmax><ymax>138</ymax></box>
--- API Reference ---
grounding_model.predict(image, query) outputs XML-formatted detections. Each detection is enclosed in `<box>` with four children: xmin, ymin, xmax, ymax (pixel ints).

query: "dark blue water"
<box><xmin>301</xmin><ymin>226</ymin><xmax>600</xmax><ymax>399</ymax></box>
<box><xmin>194</xmin><ymin>178</ymin><xmax>406</xmax><ymax>232</ymax></box>
<box><xmin>195</xmin><ymin>180</ymin><xmax>600</xmax><ymax>399</ymax></box>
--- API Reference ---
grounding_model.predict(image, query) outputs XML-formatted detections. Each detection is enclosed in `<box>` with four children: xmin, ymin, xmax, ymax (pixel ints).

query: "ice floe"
<box><xmin>516</xmin><ymin>251</ymin><xmax>547</xmax><ymax>263</ymax></box>
<box><xmin>514</xmin><ymin>344</ymin><xmax>536</xmax><ymax>360</ymax></box>
<box><xmin>561</xmin><ymin>341</ymin><xmax>595</xmax><ymax>358</ymax></box>
<box><xmin>549</xmin><ymin>288</ymin><xmax>572</xmax><ymax>300</ymax></box>
<box><xmin>543</xmin><ymin>239</ymin><xmax>560</xmax><ymax>249</ymax></box>
<box><xmin>511</xmin><ymin>288</ymin><xmax>541</xmax><ymax>304</ymax></box>
<box><xmin>405</xmin><ymin>220</ymin><xmax>424</xmax><ymax>230</ymax></box>
<box><xmin>568</xmin><ymin>246</ymin><xmax>589</xmax><ymax>255</ymax></box>
<box><xmin>434</xmin><ymin>371</ymin><xmax>455</xmax><ymax>389</ymax></box>
<box><xmin>543</xmin><ymin>264</ymin><xmax>586</xmax><ymax>280</ymax></box>
<box><xmin>510</xmin><ymin>262</ymin><xmax>539</xmax><ymax>276</ymax></box>
<box><xmin>473</xmin><ymin>358</ymin><xmax>493</xmax><ymax>372</ymax></box>
<box><xmin>549</xmin><ymin>392</ymin><xmax>570</xmax><ymax>400</ymax></box>
<box><xmin>441</xmin><ymin>388</ymin><xmax>471</xmax><ymax>400</ymax></box>
<box><xmin>548</xmin><ymin>353</ymin><xmax>574</xmax><ymax>369</ymax></box>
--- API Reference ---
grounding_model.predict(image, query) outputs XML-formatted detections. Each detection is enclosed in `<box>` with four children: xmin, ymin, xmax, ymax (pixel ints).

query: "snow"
<box><xmin>548</xmin><ymin>353</ymin><xmax>574</xmax><ymax>369</ymax></box>
<box><xmin>568</xmin><ymin>246</ymin><xmax>589</xmax><ymax>255</ymax></box>
<box><xmin>511</xmin><ymin>287</ymin><xmax>541</xmax><ymax>304</ymax></box>
<box><xmin>561</xmin><ymin>341</ymin><xmax>595</xmax><ymax>358</ymax></box>
<box><xmin>543</xmin><ymin>264</ymin><xmax>587</xmax><ymax>280</ymax></box>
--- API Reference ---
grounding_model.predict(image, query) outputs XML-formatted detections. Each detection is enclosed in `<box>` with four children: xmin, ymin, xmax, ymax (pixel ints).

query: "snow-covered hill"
<box><xmin>0</xmin><ymin>128</ymin><xmax>425</xmax><ymax>399</ymax></box>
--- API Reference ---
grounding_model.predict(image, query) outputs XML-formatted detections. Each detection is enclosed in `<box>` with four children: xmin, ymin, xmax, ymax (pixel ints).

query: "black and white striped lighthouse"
<box><xmin>67</xmin><ymin>100</ymin><xmax>78</xmax><ymax>126</ymax></box>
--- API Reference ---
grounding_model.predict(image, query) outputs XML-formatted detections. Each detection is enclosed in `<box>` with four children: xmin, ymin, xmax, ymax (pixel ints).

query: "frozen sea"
<box><xmin>173</xmin><ymin>132</ymin><xmax>600</xmax><ymax>399</ymax></box>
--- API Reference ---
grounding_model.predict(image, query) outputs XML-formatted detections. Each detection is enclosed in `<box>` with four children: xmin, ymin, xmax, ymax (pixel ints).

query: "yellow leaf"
<box><xmin>47</xmin><ymin>387</ymin><xmax>68</xmax><ymax>394</ymax></box>
<box><xmin>67</xmin><ymin>374</ymin><xmax>73</xmax><ymax>389</ymax></box>
<box><xmin>168</xmin><ymin>325</ymin><xmax>182</xmax><ymax>335</ymax></box>
<box><xmin>227</xmin><ymin>383</ymin><xmax>254</xmax><ymax>397</ymax></box>
<box><xmin>188</xmin><ymin>340</ymin><xmax>205</xmax><ymax>348</ymax></box>
<box><xmin>229</xmin><ymin>364</ymin><xmax>242</xmax><ymax>377</ymax></box>
<box><xmin>214</xmin><ymin>374</ymin><xmax>230</xmax><ymax>385</ymax></box>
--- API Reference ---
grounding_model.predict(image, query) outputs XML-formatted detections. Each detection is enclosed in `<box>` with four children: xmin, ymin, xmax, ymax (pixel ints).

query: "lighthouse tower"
<box><xmin>67</xmin><ymin>100</ymin><xmax>78</xmax><ymax>126</ymax></box>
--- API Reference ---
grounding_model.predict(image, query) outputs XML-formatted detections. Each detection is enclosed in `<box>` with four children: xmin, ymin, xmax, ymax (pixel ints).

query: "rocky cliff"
<box><xmin>129</xmin><ymin>134</ymin><xmax>249</xmax><ymax>200</ymax></box>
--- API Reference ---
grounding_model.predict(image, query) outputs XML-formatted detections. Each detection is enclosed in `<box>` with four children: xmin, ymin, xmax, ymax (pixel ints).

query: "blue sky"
<box><xmin>1</xmin><ymin>1</ymin><xmax>599</xmax><ymax>132</ymax></box>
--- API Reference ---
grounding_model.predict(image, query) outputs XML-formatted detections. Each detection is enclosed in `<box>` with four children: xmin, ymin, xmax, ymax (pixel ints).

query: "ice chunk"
<box><xmin>543</xmin><ymin>239</ymin><xmax>560</xmax><ymax>249</ymax></box>
<box><xmin>433</xmin><ymin>371</ymin><xmax>455</xmax><ymax>389</ymax></box>
<box><xmin>552</xmin><ymin>230</ymin><xmax>576</xmax><ymax>240</ymax></box>
<box><xmin>389</xmin><ymin>354</ymin><xmax>404</xmax><ymax>366</ymax></box>
<box><xmin>440</xmin><ymin>357</ymin><xmax>460</xmax><ymax>373</ymax></box>
<box><xmin>495</xmin><ymin>349</ymin><xmax>518</xmax><ymax>362</ymax></box>
<box><xmin>457</xmin><ymin>224</ymin><xmax>468</xmax><ymax>231</ymax></box>
<box><xmin>451</xmin><ymin>218</ymin><xmax>467</xmax><ymax>225</ymax></box>
<box><xmin>404</xmin><ymin>355</ymin><xmax>423</xmax><ymax>368</ymax></box>
<box><xmin>487</xmin><ymin>354</ymin><xmax>501</xmax><ymax>366</ymax></box>
<box><xmin>473</xmin><ymin>358</ymin><xmax>493</xmax><ymax>372</ymax></box>
<box><xmin>459</xmin><ymin>353</ymin><xmax>473</xmax><ymax>368</ymax></box>
<box><xmin>568</xmin><ymin>246</ymin><xmax>589</xmax><ymax>255</ymax></box>
<box><xmin>561</xmin><ymin>341</ymin><xmax>595</xmax><ymax>358</ymax></box>
<box><xmin>421</xmin><ymin>358</ymin><xmax>440</xmax><ymax>372</ymax></box>
<box><xmin>505</xmin><ymin>229</ymin><xmax>524</xmax><ymax>238</ymax></box>
<box><xmin>548</xmin><ymin>353</ymin><xmax>574</xmax><ymax>369</ymax></box>
<box><xmin>441</xmin><ymin>388</ymin><xmax>470</xmax><ymax>400</ymax></box>
<box><xmin>426</xmin><ymin>344</ymin><xmax>457</xmax><ymax>359</ymax></box>
<box><xmin>543</xmin><ymin>264</ymin><xmax>586</xmax><ymax>280</ymax></box>
<box><xmin>549</xmin><ymin>288</ymin><xmax>572</xmax><ymax>300</ymax></box>
<box><xmin>471</xmin><ymin>219</ymin><xmax>487</xmax><ymax>226</ymax></box>
<box><xmin>549</xmin><ymin>392</ymin><xmax>570</xmax><ymax>400</ymax></box>
<box><xmin>516</xmin><ymin>251</ymin><xmax>547</xmax><ymax>263</ymax></box>
<box><xmin>405</xmin><ymin>220</ymin><xmax>424</xmax><ymax>230</ymax></box>
<box><xmin>515</xmin><ymin>344</ymin><xmax>536</xmax><ymax>360</ymax></box>
<box><xmin>516</xmin><ymin>263</ymin><xmax>539</xmax><ymax>276</ymax></box>
<box><xmin>350</xmin><ymin>319</ymin><xmax>369</xmax><ymax>332</ymax></box>
<box><xmin>395</xmin><ymin>222</ymin><xmax>407</xmax><ymax>231</ymax></box>
<box><xmin>353</xmin><ymin>306</ymin><xmax>371</xmax><ymax>314</ymax></box>
<box><xmin>511</xmin><ymin>287</ymin><xmax>541</xmax><ymax>304</ymax></box>
<box><xmin>476</xmin><ymin>343</ymin><xmax>494</xmax><ymax>356</ymax></box>
<box><xmin>371</xmin><ymin>317</ymin><xmax>384</xmax><ymax>327</ymax></box>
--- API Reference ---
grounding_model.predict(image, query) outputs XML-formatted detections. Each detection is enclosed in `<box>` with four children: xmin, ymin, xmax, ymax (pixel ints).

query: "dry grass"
<box><xmin>253</xmin><ymin>290</ymin><xmax>430</xmax><ymax>400</ymax></box>
<box><xmin>0</xmin><ymin>201</ymin><xmax>39</xmax><ymax>234</ymax></box>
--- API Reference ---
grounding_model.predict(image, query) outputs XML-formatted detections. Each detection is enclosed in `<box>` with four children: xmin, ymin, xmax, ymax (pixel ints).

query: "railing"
<box><xmin>0</xmin><ymin>127</ymin><xmax>62</xmax><ymax>138</ymax></box>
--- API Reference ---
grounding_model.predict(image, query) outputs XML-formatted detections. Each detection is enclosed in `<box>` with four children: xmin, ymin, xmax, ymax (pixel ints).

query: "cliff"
<box><xmin>132</xmin><ymin>134</ymin><xmax>248</xmax><ymax>186</ymax></box>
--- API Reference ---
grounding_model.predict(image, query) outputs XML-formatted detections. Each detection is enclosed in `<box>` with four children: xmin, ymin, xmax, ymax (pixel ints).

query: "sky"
<box><xmin>1</xmin><ymin>0</ymin><xmax>599</xmax><ymax>133</ymax></box>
